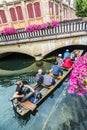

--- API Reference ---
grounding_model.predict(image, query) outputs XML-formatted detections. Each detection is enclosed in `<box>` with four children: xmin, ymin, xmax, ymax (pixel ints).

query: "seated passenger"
<box><xmin>51</xmin><ymin>62</ymin><xmax>63</xmax><ymax>76</ymax></box>
<box><xmin>70</xmin><ymin>51</ymin><xmax>76</xmax><ymax>61</ymax></box>
<box><xmin>56</xmin><ymin>54</ymin><xmax>63</xmax><ymax>67</ymax></box>
<box><xmin>63</xmin><ymin>49</ymin><xmax>70</xmax><ymax>60</ymax></box>
<box><xmin>74</xmin><ymin>51</ymin><xmax>80</xmax><ymax>60</ymax></box>
<box><xmin>43</xmin><ymin>70</ymin><xmax>55</xmax><ymax>86</ymax></box>
<box><xmin>62</xmin><ymin>56</ymin><xmax>73</xmax><ymax>69</ymax></box>
<box><xmin>35</xmin><ymin>69</ymin><xmax>43</xmax><ymax>86</ymax></box>
<box><xmin>12</xmin><ymin>80</ymin><xmax>35</xmax><ymax>102</ymax></box>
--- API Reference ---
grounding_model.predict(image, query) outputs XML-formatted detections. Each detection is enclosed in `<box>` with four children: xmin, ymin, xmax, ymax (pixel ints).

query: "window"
<box><xmin>9</xmin><ymin>8</ymin><xmax>17</xmax><ymax>21</ymax></box>
<box><xmin>0</xmin><ymin>10</ymin><xmax>7</xmax><ymax>23</ymax></box>
<box><xmin>16</xmin><ymin>6</ymin><xmax>23</xmax><ymax>20</ymax></box>
<box><xmin>34</xmin><ymin>2</ymin><xmax>41</xmax><ymax>17</ymax></box>
<box><xmin>55</xmin><ymin>4</ymin><xmax>58</xmax><ymax>15</ymax></box>
<box><xmin>27</xmin><ymin>3</ymin><xmax>34</xmax><ymax>18</ymax></box>
<box><xmin>49</xmin><ymin>2</ymin><xmax>54</xmax><ymax>16</ymax></box>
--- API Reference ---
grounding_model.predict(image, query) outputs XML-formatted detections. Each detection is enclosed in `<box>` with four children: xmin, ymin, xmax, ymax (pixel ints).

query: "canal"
<box><xmin>0</xmin><ymin>53</ymin><xmax>87</xmax><ymax>130</ymax></box>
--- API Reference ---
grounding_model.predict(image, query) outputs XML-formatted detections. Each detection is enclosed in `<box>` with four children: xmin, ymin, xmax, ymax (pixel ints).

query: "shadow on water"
<box><xmin>0</xmin><ymin>53</ymin><xmax>35</xmax><ymax>70</ymax></box>
<box><xmin>13</xmin><ymin>110</ymin><xmax>31</xmax><ymax>126</ymax></box>
<box><xmin>0</xmin><ymin>61</ymin><xmax>52</xmax><ymax>78</ymax></box>
<box><xmin>12</xmin><ymin>104</ymin><xmax>39</xmax><ymax>125</ymax></box>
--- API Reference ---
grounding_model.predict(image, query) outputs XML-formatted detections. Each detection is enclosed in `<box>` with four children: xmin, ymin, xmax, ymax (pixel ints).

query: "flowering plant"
<box><xmin>1</xmin><ymin>27</ymin><xmax>18</xmax><ymax>35</ymax></box>
<box><xmin>25</xmin><ymin>20</ymin><xmax>60</xmax><ymax>33</ymax></box>
<box><xmin>68</xmin><ymin>53</ymin><xmax>87</xmax><ymax>96</ymax></box>
<box><xmin>49</xmin><ymin>20</ymin><xmax>60</xmax><ymax>27</ymax></box>
<box><xmin>25</xmin><ymin>24</ymin><xmax>43</xmax><ymax>32</ymax></box>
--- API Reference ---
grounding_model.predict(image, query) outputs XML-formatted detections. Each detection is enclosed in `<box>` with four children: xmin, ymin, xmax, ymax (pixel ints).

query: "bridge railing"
<box><xmin>0</xmin><ymin>18</ymin><xmax>87</xmax><ymax>43</ymax></box>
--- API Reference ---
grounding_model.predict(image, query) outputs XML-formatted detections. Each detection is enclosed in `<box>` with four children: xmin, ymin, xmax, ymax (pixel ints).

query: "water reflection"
<box><xmin>0</xmin><ymin>61</ymin><xmax>52</xmax><ymax>77</ymax></box>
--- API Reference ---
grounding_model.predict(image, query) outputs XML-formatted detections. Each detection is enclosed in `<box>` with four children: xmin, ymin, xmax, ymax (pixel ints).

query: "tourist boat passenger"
<box><xmin>63</xmin><ymin>49</ymin><xmax>70</xmax><ymax>60</ymax></box>
<box><xmin>51</xmin><ymin>62</ymin><xmax>63</xmax><ymax>76</ymax></box>
<box><xmin>62</xmin><ymin>56</ymin><xmax>73</xmax><ymax>69</ymax></box>
<box><xmin>35</xmin><ymin>69</ymin><xmax>43</xmax><ymax>86</ymax></box>
<box><xmin>43</xmin><ymin>70</ymin><xmax>55</xmax><ymax>86</ymax></box>
<box><xmin>56</xmin><ymin>53</ymin><xmax>63</xmax><ymax>67</ymax></box>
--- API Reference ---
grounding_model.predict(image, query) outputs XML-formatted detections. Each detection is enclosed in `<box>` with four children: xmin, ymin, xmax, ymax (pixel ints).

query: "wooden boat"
<box><xmin>11</xmin><ymin>50</ymin><xmax>83</xmax><ymax>116</ymax></box>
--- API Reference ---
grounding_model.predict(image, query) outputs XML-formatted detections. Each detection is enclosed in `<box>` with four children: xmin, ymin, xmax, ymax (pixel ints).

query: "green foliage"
<box><xmin>75</xmin><ymin>0</ymin><xmax>87</xmax><ymax>17</ymax></box>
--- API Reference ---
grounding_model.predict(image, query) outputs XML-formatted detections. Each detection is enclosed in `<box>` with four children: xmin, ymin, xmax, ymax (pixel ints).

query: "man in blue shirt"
<box><xmin>63</xmin><ymin>49</ymin><xmax>70</xmax><ymax>60</ymax></box>
<box><xmin>52</xmin><ymin>62</ymin><xmax>63</xmax><ymax>76</ymax></box>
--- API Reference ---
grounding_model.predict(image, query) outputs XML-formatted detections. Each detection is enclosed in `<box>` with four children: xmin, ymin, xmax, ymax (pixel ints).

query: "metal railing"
<box><xmin>0</xmin><ymin>18</ymin><xmax>87</xmax><ymax>43</ymax></box>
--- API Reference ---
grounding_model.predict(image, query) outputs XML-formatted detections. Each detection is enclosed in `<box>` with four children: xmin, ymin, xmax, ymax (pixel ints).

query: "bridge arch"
<box><xmin>43</xmin><ymin>44</ymin><xmax>87</xmax><ymax>58</ymax></box>
<box><xmin>0</xmin><ymin>34</ymin><xmax>87</xmax><ymax>61</ymax></box>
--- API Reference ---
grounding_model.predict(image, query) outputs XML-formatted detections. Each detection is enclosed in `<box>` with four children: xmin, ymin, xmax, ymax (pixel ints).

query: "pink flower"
<box><xmin>1</xmin><ymin>27</ymin><xmax>18</xmax><ymax>35</ymax></box>
<box><xmin>50</xmin><ymin>20</ymin><xmax>60</xmax><ymax>27</ymax></box>
<box><xmin>68</xmin><ymin>54</ymin><xmax>87</xmax><ymax>96</ymax></box>
<box><xmin>76</xmin><ymin>89</ymin><xmax>85</xmax><ymax>96</ymax></box>
<box><xmin>25</xmin><ymin>20</ymin><xmax>60</xmax><ymax>33</ymax></box>
<box><xmin>68</xmin><ymin>87</ymin><xmax>76</xmax><ymax>94</ymax></box>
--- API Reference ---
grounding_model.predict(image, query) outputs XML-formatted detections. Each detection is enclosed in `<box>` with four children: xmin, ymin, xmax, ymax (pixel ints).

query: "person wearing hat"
<box><xmin>12</xmin><ymin>80</ymin><xmax>35</xmax><ymax>102</ymax></box>
<box><xmin>35</xmin><ymin>69</ymin><xmax>43</xmax><ymax>86</ymax></box>
<box><xmin>56</xmin><ymin>53</ymin><xmax>63</xmax><ymax>67</ymax></box>
<box><xmin>63</xmin><ymin>49</ymin><xmax>70</xmax><ymax>60</ymax></box>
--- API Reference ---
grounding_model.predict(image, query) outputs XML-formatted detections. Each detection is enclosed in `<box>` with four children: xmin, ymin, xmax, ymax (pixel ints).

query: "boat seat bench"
<box><xmin>20</xmin><ymin>100</ymin><xmax>36</xmax><ymax>111</ymax></box>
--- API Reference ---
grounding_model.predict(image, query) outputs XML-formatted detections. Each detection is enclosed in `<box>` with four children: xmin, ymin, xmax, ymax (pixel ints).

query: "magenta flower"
<box><xmin>50</xmin><ymin>20</ymin><xmax>60</xmax><ymax>27</ymax></box>
<box><xmin>25</xmin><ymin>20</ymin><xmax>60</xmax><ymax>33</ymax></box>
<box><xmin>1</xmin><ymin>27</ymin><xmax>18</xmax><ymax>35</ymax></box>
<box><xmin>68</xmin><ymin>54</ymin><xmax>87</xmax><ymax>96</ymax></box>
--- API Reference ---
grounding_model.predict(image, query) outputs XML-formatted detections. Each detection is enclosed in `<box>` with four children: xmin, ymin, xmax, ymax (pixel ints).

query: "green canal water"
<box><xmin>0</xmin><ymin>54</ymin><xmax>87</xmax><ymax>130</ymax></box>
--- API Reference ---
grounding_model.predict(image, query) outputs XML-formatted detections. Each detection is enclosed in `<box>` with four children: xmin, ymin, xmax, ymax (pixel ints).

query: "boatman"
<box><xmin>11</xmin><ymin>80</ymin><xmax>35</xmax><ymax>102</ymax></box>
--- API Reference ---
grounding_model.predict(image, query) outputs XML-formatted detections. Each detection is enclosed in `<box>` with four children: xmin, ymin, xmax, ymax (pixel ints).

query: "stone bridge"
<box><xmin>0</xmin><ymin>19</ymin><xmax>87</xmax><ymax>60</ymax></box>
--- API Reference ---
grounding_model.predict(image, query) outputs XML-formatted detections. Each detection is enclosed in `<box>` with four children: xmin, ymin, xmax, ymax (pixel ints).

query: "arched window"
<box><xmin>49</xmin><ymin>2</ymin><xmax>54</xmax><ymax>16</ymax></box>
<box><xmin>27</xmin><ymin>3</ymin><xmax>34</xmax><ymax>18</ymax></box>
<box><xmin>34</xmin><ymin>2</ymin><xmax>41</xmax><ymax>17</ymax></box>
<box><xmin>0</xmin><ymin>10</ymin><xmax>7</xmax><ymax>23</ymax></box>
<box><xmin>16</xmin><ymin>6</ymin><xmax>23</xmax><ymax>20</ymax></box>
<box><xmin>9</xmin><ymin>8</ymin><xmax>17</xmax><ymax>21</ymax></box>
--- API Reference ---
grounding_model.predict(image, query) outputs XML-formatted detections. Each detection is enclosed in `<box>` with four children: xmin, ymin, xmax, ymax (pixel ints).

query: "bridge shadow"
<box><xmin>0</xmin><ymin>60</ymin><xmax>52</xmax><ymax>77</ymax></box>
<box><xmin>0</xmin><ymin>53</ymin><xmax>35</xmax><ymax>70</ymax></box>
